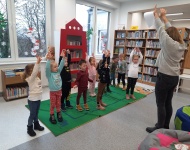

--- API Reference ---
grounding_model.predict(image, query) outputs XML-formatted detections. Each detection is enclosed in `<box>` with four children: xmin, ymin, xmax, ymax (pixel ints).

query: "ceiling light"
<box><xmin>172</xmin><ymin>19</ymin><xmax>190</xmax><ymax>21</ymax></box>
<box><xmin>166</xmin><ymin>13</ymin><xmax>183</xmax><ymax>16</ymax></box>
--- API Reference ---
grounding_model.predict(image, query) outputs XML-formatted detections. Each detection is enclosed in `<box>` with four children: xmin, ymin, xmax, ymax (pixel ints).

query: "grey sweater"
<box><xmin>154</xmin><ymin>18</ymin><xmax>186</xmax><ymax>76</ymax></box>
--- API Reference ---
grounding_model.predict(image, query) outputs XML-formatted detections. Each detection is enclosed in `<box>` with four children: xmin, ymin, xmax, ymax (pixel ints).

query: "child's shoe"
<box><xmin>116</xmin><ymin>83</ymin><xmax>120</xmax><ymax>87</ymax></box>
<box><xmin>107</xmin><ymin>87</ymin><xmax>112</xmax><ymax>92</ymax></box>
<box><xmin>90</xmin><ymin>93</ymin><xmax>96</xmax><ymax>97</ymax></box>
<box><xmin>100</xmin><ymin>100</ymin><xmax>107</xmax><ymax>107</ymax></box>
<box><xmin>27</xmin><ymin>125</ymin><xmax>36</xmax><ymax>137</ymax></box>
<box><xmin>126</xmin><ymin>94</ymin><xmax>130</xmax><ymax>100</ymax></box>
<box><xmin>97</xmin><ymin>104</ymin><xmax>105</xmax><ymax>110</ymax></box>
<box><xmin>84</xmin><ymin>103</ymin><xmax>90</xmax><ymax>111</ymax></box>
<box><xmin>122</xmin><ymin>86</ymin><xmax>126</xmax><ymax>90</ymax></box>
<box><xmin>49</xmin><ymin>114</ymin><xmax>57</xmax><ymax>124</ymax></box>
<box><xmin>66</xmin><ymin>101</ymin><xmax>73</xmax><ymax>109</ymax></box>
<box><xmin>76</xmin><ymin>105</ymin><xmax>83</xmax><ymax>111</ymax></box>
<box><xmin>61</xmin><ymin>103</ymin><xmax>66</xmax><ymax>112</ymax></box>
<box><xmin>57</xmin><ymin>112</ymin><xmax>63</xmax><ymax>122</ymax></box>
<box><xmin>34</xmin><ymin>121</ymin><xmax>44</xmax><ymax>131</ymax></box>
<box><xmin>130</xmin><ymin>95</ymin><xmax>136</xmax><ymax>100</ymax></box>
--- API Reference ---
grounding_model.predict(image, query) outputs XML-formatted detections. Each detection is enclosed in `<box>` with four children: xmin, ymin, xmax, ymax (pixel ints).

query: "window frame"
<box><xmin>0</xmin><ymin>0</ymin><xmax>51</xmax><ymax>63</ymax></box>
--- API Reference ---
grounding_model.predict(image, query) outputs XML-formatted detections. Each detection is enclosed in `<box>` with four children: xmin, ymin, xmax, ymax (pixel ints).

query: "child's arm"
<box><xmin>138</xmin><ymin>48</ymin><xmax>143</xmax><ymax>64</ymax></box>
<box><xmin>45</xmin><ymin>52</ymin><xmax>52</xmax><ymax>78</ymax></box>
<box><xmin>67</xmin><ymin>49</ymin><xmax>71</xmax><ymax>67</ymax></box>
<box><xmin>29</xmin><ymin>56</ymin><xmax>42</xmax><ymax>81</ymax></box>
<box><xmin>58</xmin><ymin>50</ymin><xmax>66</xmax><ymax>72</ymax></box>
<box><xmin>92</xmin><ymin>53</ymin><xmax>97</xmax><ymax>67</ymax></box>
<box><xmin>88</xmin><ymin>77</ymin><xmax>93</xmax><ymax>82</ymax></box>
<box><xmin>73</xmin><ymin>72</ymin><xmax>81</xmax><ymax>88</ymax></box>
<box><xmin>85</xmin><ymin>53</ymin><xmax>91</xmax><ymax>68</ymax></box>
<box><xmin>129</xmin><ymin>49</ymin><xmax>135</xmax><ymax>63</ymax></box>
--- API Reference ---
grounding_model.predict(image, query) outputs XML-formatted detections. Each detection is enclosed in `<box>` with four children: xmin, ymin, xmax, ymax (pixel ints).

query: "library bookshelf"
<box><xmin>1</xmin><ymin>70</ymin><xmax>28</xmax><ymax>101</ymax></box>
<box><xmin>113</xmin><ymin>27</ymin><xmax>190</xmax><ymax>86</ymax></box>
<box><xmin>60</xmin><ymin>19</ymin><xmax>87</xmax><ymax>87</ymax></box>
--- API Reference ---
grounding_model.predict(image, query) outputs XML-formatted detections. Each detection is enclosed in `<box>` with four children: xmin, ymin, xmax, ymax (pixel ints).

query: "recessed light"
<box><xmin>166</xmin><ymin>13</ymin><xmax>183</xmax><ymax>16</ymax></box>
<box><xmin>172</xmin><ymin>19</ymin><xmax>190</xmax><ymax>21</ymax></box>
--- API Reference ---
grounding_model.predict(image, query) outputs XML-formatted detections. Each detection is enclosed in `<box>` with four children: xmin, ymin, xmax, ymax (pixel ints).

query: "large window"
<box><xmin>76</xmin><ymin>3</ymin><xmax>110</xmax><ymax>55</ymax></box>
<box><xmin>0</xmin><ymin>0</ymin><xmax>11</xmax><ymax>58</ymax></box>
<box><xmin>0</xmin><ymin>0</ymin><xmax>48</xmax><ymax>60</ymax></box>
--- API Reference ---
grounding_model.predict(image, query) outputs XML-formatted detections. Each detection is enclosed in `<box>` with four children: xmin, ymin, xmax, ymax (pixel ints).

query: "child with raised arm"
<box><xmin>73</xmin><ymin>59</ymin><xmax>93</xmax><ymax>111</ymax></box>
<box><xmin>23</xmin><ymin>56</ymin><xmax>44</xmax><ymax>137</ymax></box>
<box><xmin>117</xmin><ymin>53</ymin><xmax>127</xmax><ymax>90</ymax></box>
<box><xmin>126</xmin><ymin>47</ymin><xmax>143</xmax><ymax>100</ymax></box>
<box><xmin>46</xmin><ymin>50</ymin><xmax>65</xmax><ymax>124</ymax></box>
<box><xmin>59</xmin><ymin>49</ymin><xmax>73</xmax><ymax>112</ymax></box>
<box><xmin>86</xmin><ymin>53</ymin><xmax>97</xmax><ymax>97</ymax></box>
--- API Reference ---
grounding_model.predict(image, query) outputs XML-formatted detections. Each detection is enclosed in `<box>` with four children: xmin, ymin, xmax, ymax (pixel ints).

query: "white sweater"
<box><xmin>25</xmin><ymin>64</ymin><xmax>42</xmax><ymax>101</ymax></box>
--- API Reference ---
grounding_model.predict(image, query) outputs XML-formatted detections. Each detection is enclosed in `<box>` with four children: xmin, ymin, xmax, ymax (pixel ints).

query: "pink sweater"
<box><xmin>86</xmin><ymin>55</ymin><xmax>96</xmax><ymax>77</ymax></box>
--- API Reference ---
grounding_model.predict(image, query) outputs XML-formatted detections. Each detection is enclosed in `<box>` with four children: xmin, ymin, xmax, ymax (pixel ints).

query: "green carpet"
<box><xmin>25</xmin><ymin>86</ymin><xmax>146</xmax><ymax>136</ymax></box>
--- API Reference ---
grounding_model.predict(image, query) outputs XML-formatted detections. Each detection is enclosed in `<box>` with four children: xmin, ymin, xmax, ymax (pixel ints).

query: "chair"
<box><xmin>176</xmin><ymin>69</ymin><xmax>190</xmax><ymax>93</ymax></box>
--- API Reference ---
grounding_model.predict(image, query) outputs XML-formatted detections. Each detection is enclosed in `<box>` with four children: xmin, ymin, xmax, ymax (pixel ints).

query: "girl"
<box><xmin>46</xmin><ymin>49</ymin><xmax>65</xmax><ymax>124</ymax></box>
<box><xmin>96</xmin><ymin>51</ymin><xmax>110</xmax><ymax>110</ymax></box>
<box><xmin>73</xmin><ymin>59</ymin><xmax>93</xmax><ymax>111</ymax></box>
<box><xmin>146</xmin><ymin>6</ymin><xmax>186</xmax><ymax>133</ymax></box>
<box><xmin>117</xmin><ymin>53</ymin><xmax>127</xmax><ymax>90</ymax></box>
<box><xmin>86</xmin><ymin>53</ymin><xmax>97</xmax><ymax>97</ymax></box>
<box><xmin>126</xmin><ymin>47</ymin><xmax>143</xmax><ymax>100</ymax></box>
<box><xmin>23</xmin><ymin>56</ymin><xmax>44</xmax><ymax>137</ymax></box>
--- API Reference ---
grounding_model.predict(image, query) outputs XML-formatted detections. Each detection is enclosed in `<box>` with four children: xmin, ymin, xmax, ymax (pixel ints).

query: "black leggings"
<box><xmin>118</xmin><ymin>73</ymin><xmax>125</xmax><ymax>86</ymax></box>
<box><xmin>126</xmin><ymin>77</ymin><xmax>137</xmax><ymax>94</ymax></box>
<box><xmin>61</xmin><ymin>81</ymin><xmax>71</xmax><ymax>104</ymax></box>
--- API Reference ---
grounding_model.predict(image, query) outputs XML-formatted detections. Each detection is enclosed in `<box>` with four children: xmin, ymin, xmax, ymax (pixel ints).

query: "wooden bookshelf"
<box><xmin>113</xmin><ymin>27</ymin><xmax>190</xmax><ymax>86</ymax></box>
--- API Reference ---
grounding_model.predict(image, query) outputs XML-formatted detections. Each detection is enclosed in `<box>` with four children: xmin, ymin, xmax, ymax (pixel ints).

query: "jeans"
<box><xmin>28</xmin><ymin>100</ymin><xmax>41</xmax><ymax>126</ymax></box>
<box><xmin>110</xmin><ymin>72</ymin><xmax>115</xmax><ymax>85</ymax></box>
<box><xmin>155</xmin><ymin>72</ymin><xmax>179</xmax><ymax>128</ymax></box>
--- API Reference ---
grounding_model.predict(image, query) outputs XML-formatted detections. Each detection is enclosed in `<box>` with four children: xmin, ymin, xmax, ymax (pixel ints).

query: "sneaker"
<box><xmin>107</xmin><ymin>88</ymin><xmax>112</xmax><ymax>92</ymax></box>
<box><xmin>61</xmin><ymin>106</ymin><xmax>66</xmax><ymax>112</ymax></box>
<box><xmin>90</xmin><ymin>93</ymin><xmax>96</xmax><ymax>97</ymax></box>
<box><xmin>57</xmin><ymin>112</ymin><xmax>63</xmax><ymax>122</ymax></box>
<box><xmin>49</xmin><ymin>114</ymin><xmax>57</xmax><ymax>124</ymax></box>
<box><xmin>84</xmin><ymin>103</ymin><xmax>90</xmax><ymax>111</ymax></box>
<box><xmin>116</xmin><ymin>84</ymin><xmax>120</xmax><ymax>87</ymax></box>
<box><xmin>130</xmin><ymin>95</ymin><xmax>136</xmax><ymax>99</ymax></box>
<box><xmin>100</xmin><ymin>100</ymin><xmax>107</xmax><ymax>107</ymax></box>
<box><xmin>76</xmin><ymin>105</ymin><xmax>83</xmax><ymax>111</ymax></box>
<box><xmin>97</xmin><ymin>105</ymin><xmax>105</xmax><ymax>110</ymax></box>
<box><xmin>122</xmin><ymin>86</ymin><xmax>126</xmax><ymax>90</ymax></box>
<box><xmin>126</xmin><ymin>94</ymin><xmax>130</xmax><ymax>100</ymax></box>
<box><xmin>66</xmin><ymin>101</ymin><xmax>73</xmax><ymax>109</ymax></box>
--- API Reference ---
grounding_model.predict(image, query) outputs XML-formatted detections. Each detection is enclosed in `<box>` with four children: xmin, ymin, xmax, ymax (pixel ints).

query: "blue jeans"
<box><xmin>28</xmin><ymin>100</ymin><xmax>41</xmax><ymax>126</ymax></box>
<box><xmin>110</xmin><ymin>72</ymin><xmax>115</xmax><ymax>85</ymax></box>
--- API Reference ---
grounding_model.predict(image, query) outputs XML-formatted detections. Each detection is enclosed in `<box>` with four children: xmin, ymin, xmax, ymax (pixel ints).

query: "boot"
<box><xmin>107</xmin><ymin>86</ymin><xmax>111</xmax><ymax>92</ymax></box>
<box><xmin>100</xmin><ymin>100</ymin><xmax>107</xmax><ymax>107</ymax></box>
<box><xmin>66</xmin><ymin>101</ymin><xmax>73</xmax><ymax>109</ymax></box>
<box><xmin>34</xmin><ymin>121</ymin><xmax>44</xmax><ymax>131</ymax></box>
<box><xmin>27</xmin><ymin>125</ymin><xmax>36</xmax><ymax>137</ymax></box>
<box><xmin>57</xmin><ymin>112</ymin><xmax>63</xmax><ymax>122</ymax></box>
<box><xmin>49</xmin><ymin>114</ymin><xmax>57</xmax><ymax>124</ymax></box>
<box><xmin>61</xmin><ymin>103</ymin><xmax>66</xmax><ymax>112</ymax></box>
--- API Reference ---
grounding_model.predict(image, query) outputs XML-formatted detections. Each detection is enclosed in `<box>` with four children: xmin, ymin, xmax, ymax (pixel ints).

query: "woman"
<box><xmin>146</xmin><ymin>6</ymin><xmax>186</xmax><ymax>133</ymax></box>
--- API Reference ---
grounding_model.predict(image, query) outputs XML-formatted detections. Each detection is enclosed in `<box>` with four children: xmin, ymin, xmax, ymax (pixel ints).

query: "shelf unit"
<box><xmin>60</xmin><ymin>18</ymin><xmax>87</xmax><ymax>87</ymax></box>
<box><xmin>113</xmin><ymin>27</ymin><xmax>190</xmax><ymax>86</ymax></box>
<box><xmin>1</xmin><ymin>70</ymin><xmax>28</xmax><ymax>101</ymax></box>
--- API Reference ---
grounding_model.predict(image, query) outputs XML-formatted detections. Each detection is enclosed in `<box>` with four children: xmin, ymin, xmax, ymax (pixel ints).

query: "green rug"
<box><xmin>25</xmin><ymin>86</ymin><xmax>146</xmax><ymax>136</ymax></box>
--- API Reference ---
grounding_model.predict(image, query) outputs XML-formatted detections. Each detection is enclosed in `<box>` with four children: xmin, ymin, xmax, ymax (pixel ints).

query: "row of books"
<box><xmin>70</xmin><ymin>51</ymin><xmax>81</xmax><ymax>58</ymax></box>
<box><xmin>147</xmin><ymin>31</ymin><xmax>158</xmax><ymax>39</ymax></box>
<box><xmin>4</xmin><ymin>70</ymin><xmax>16</xmax><ymax>77</ymax></box>
<box><xmin>145</xmin><ymin>50</ymin><xmax>160</xmax><ymax>57</ymax></box>
<box><xmin>115</xmin><ymin>40</ymin><xmax>125</xmax><ymax>46</ymax></box>
<box><xmin>126</xmin><ymin>40</ymin><xmax>144</xmax><ymax>47</ymax></box>
<box><xmin>144</xmin><ymin>58</ymin><xmax>157</xmax><ymax>66</ymax></box>
<box><xmin>126</xmin><ymin>48</ymin><xmax>143</xmax><ymax>55</ymax></box>
<box><xmin>146</xmin><ymin>40</ymin><xmax>160</xmax><ymax>48</ymax></box>
<box><xmin>127</xmin><ymin>31</ymin><xmax>146</xmax><ymax>39</ymax></box>
<box><xmin>143</xmin><ymin>75</ymin><xmax>157</xmax><ymax>83</ymax></box>
<box><xmin>143</xmin><ymin>67</ymin><xmax>158</xmax><ymax>76</ymax></box>
<box><xmin>115</xmin><ymin>48</ymin><xmax>124</xmax><ymax>54</ymax></box>
<box><xmin>70</xmin><ymin>63</ymin><xmax>79</xmax><ymax>70</ymax></box>
<box><xmin>67</xmin><ymin>40</ymin><xmax>81</xmax><ymax>46</ymax></box>
<box><xmin>116</xmin><ymin>32</ymin><xmax>126</xmax><ymax>38</ymax></box>
<box><xmin>6</xmin><ymin>87</ymin><xmax>28</xmax><ymax>100</ymax></box>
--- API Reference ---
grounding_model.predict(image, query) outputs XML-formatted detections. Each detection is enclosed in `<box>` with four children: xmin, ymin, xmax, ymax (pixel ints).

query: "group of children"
<box><xmin>23</xmin><ymin>46</ymin><xmax>142</xmax><ymax>137</ymax></box>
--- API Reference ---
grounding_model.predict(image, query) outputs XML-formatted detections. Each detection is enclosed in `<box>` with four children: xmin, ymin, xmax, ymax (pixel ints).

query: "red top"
<box><xmin>75</xmin><ymin>69</ymin><xmax>93</xmax><ymax>88</ymax></box>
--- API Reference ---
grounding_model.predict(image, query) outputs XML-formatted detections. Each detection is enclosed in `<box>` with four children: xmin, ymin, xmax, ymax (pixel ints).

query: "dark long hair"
<box><xmin>22</xmin><ymin>64</ymin><xmax>35</xmax><ymax>80</ymax></box>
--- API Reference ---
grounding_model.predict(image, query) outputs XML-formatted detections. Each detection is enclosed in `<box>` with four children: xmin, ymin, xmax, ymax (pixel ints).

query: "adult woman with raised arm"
<box><xmin>146</xmin><ymin>6</ymin><xmax>186</xmax><ymax>133</ymax></box>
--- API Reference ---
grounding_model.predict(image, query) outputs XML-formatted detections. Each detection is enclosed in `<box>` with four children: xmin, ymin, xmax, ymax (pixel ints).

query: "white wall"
<box><xmin>171</xmin><ymin>21</ymin><xmax>190</xmax><ymax>28</ymax></box>
<box><xmin>131</xmin><ymin>12</ymin><xmax>143</xmax><ymax>28</ymax></box>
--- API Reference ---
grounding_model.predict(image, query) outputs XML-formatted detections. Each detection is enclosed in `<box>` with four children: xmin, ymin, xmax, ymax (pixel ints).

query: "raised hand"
<box><xmin>160</xmin><ymin>8</ymin><xmax>167</xmax><ymax>18</ymax></box>
<box><xmin>36</xmin><ymin>55</ymin><xmax>42</xmax><ymax>64</ymax></box>
<box><xmin>66</xmin><ymin>49</ymin><xmax>70</xmax><ymax>54</ymax></box>
<box><xmin>153</xmin><ymin>4</ymin><xmax>159</xmax><ymax>18</ymax></box>
<box><xmin>61</xmin><ymin>49</ymin><xmax>66</xmax><ymax>58</ymax></box>
<box><xmin>92</xmin><ymin>53</ymin><xmax>94</xmax><ymax>57</ymax></box>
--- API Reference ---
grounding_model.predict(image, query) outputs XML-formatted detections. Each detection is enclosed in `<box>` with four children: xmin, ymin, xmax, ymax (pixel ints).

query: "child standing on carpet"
<box><xmin>23</xmin><ymin>56</ymin><xmax>44</xmax><ymax>137</ymax></box>
<box><xmin>73</xmin><ymin>59</ymin><xmax>93</xmax><ymax>111</ymax></box>
<box><xmin>59</xmin><ymin>49</ymin><xmax>73</xmax><ymax>112</ymax></box>
<box><xmin>126</xmin><ymin>47</ymin><xmax>143</xmax><ymax>100</ymax></box>
<box><xmin>86</xmin><ymin>52</ymin><xmax>97</xmax><ymax>97</ymax></box>
<box><xmin>110</xmin><ymin>57</ymin><xmax>118</xmax><ymax>87</ymax></box>
<box><xmin>117</xmin><ymin>53</ymin><xmax>127</xmax><ymax>90</ymax></box>
<box><xmin>96</xmin><ymin>51</ymin><xmax>110</xmax><ymax>110</ymax></box>
<box><xmin>46</xmin><ymin>49</ymin><xmax>65</xmax><ymax>124</ymax></box>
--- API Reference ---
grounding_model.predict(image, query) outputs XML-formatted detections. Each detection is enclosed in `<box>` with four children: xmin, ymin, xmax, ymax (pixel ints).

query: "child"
<box><xmin>59</xmin><ymin>49</ymin><xmax>73</xmax><ymax>112</ymax></box>
<box><xmin>86</xmin><ymin>52</ymin><xmax>97</xmax><ymax>97</ymax></box>
<box><xmin>110</xmin><ymin>57</ymin><xmax>118</xmax><ymax>87</ymax></box>
<box><xmin>96</xmin><ymin>51</ymin><xmax>110</xmax><ymax>110</ymax></box>
<box><xmin>73</xmin><ymin>59</ymin><xmax>93</xmax><ymax>111</ymax></box>
<box><xmin>126</xmin><ymin>47</ymin><xmax>143</xmax><ymax>100</ymax></box>
<box><xmin>46</xmin><ymin>49</ymin><xmax>65</xmax><ymax>124</ymax></box>
<box><xmin>117</xmin><ymin>53</ymin><xmax>127</xmax><ymax>90</ymax></box>
<box><xmin>23</xmin><ymin>56</ymin><xmax>44</xmax><ymax>137</ymax></box>
<box><xmin>47</xmin><ymin>46</ymin><xmax>55</xmax><ymax>60</ymax></box>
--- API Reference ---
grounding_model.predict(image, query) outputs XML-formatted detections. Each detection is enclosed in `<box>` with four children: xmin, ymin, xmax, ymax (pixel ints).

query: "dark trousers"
<box><xmin>110</xmin><ymin>72</ymin><xmax>115</xmax><ymax>85</ymax></box>
<box><xmin>155</xmin><ymin>72</ymin><xmax>178</xmax><ymax>128</ymax></box>
<box><xmin>76</xmin><ymin>87</ymin><xmax>87</xmax><ymax>105</ymax></box>
<box><xmin>97</xmin><ymin>82</ymin><xmax>107</xmax><ymax>104</ymax></box>
<box><xmin>126</xmin><ymin>77</ymin><xmax>137</xmax><ymax>94</ymax></box>
<box><xmin>28</xmin><ymin>100</ymin><xmax>40</xmax><ymax>126</ymax></box>
<box><xmin>118</xmin><ymin>73</ymin><xmax>126</xmax><ymax>86</ymax></box>
<box><xmin>61</xmin><ymin>81</ymin><xmax>71</xmax><ymax>104</ymax></box>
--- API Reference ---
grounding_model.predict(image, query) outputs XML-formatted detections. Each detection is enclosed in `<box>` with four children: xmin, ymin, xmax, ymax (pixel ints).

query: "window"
<box><xmin>0</xmin><ymin>0</ymin><xmax>11</xmax><ymax>58</ymax></box>
<box><xmin>76</xmin><ymin>3</ymin><xmax>110</xmax><ymax>56</ymax></box>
